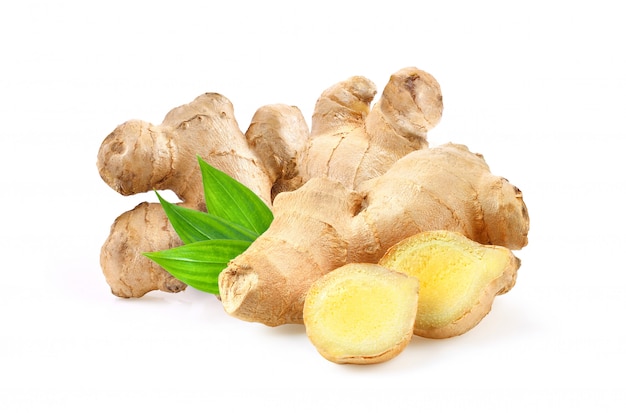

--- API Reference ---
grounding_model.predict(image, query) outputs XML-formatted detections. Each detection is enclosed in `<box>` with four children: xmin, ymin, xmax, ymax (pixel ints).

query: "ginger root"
<box><xmin>96</xmin><ymin>66</ymin><xmax>531</xmax><ymax>367</ymax></box>
<box><xmin>219</xmin><ymin>143</ymin><xmax>529</xmax><ymax>326</ymax></box>
<box><xmin>97</xmin><ymin>66</ymin><xmax>446</xmax><ymax>298</ymax></box>
<box><xmin>300</xmin><ymin>67</ymin><xmax>443</xmax><ymax>189</ymax></box>
<box><xmin>379</xmin><ymin>230</ymin><xmax>520</xmax><ymax>339</ymax></box>
<box><xmin>97</xmin><ymin>93</ymin><xmax>308</xmax><ymax>297</ymax></box>
<box><xmin>303</xmin><ymin>263</ymin><xmax>419</xmax><ymax>365</ymax></box>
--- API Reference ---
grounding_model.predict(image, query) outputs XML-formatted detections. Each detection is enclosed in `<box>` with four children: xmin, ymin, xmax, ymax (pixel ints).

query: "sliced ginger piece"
<box><xmin>379</xmin><ymin>230</ymin><xmax>520</xmax><ymax>339</ymax></box>
<box><xmin>303</xmin><ymin>263</ymin><xmax>419</xmax><ymax>365</ymax></box>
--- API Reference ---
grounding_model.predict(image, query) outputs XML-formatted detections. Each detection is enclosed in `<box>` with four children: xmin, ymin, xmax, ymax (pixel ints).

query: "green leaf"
<box><xmin>144</xmin><ymin>239</ymin><xmax>251</xmax><ymax>295</ymax></box>
<box><xmin>155</xmin><ymin>191</ymin><xmax>258</xmax><ymax>244</ymax></box>
<box><xmin>198</xmin><ymin>156</ymin><xmax>273</xmax><ymax>234</ymax></box>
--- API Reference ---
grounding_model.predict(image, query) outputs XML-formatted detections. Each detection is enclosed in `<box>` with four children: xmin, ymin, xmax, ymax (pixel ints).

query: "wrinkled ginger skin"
<box><xmin>351</xmin><ymin>144</ymin><xmax>529</xmax><ymax>263</ymax></box>
<box><xmin>220</xmin><ymin>178</ymin><xmax>361</xmax><ymax>325</ymax></box>
<box><xmin>101</xmin><ymin>202</ymin><xmax>186</xmax><ymax>298</ymax></box>
<box><xmin>98</xmin><ymin>67</ymin><xmax>443</xmax><ymax>298</ymax></box>
<box><xmin>365</xmin><ymin>66</ymin><xmax>443</xmax><ymax>149</ymax></box>
<box><xmin>97</xmin><ymin>93</ymin><xmax>276</xmax><ymax>209</ymax></box>
<box><xmin>244</xmin><ymin>104</ymin><xmax>310</xmax><ymax>199</ymax></box>
<box><xmin>97</xmin><ymin>93</ymin><xmax>309</xmax><ymax>297</ymax></box>
<box><xmin>219</xmin><ymin>143</ymin><xmax>529</xmax><ymax>326</ymax></box>
<box><xmin>299</xmin><ymin>67</ymin><xmax>443</xmax><ymax>189</ymax></box>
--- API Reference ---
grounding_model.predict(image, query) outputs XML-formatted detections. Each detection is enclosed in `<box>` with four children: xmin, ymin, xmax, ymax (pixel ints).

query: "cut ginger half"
<box><xmin>379</xmin><ymin>230</ymin><xmax>520</xmax><ymax>339</ymax></box>
<box><xmin>303</xmin><ymin>263</ymin><xmax>419</xmax><ymax>365</ymax></box>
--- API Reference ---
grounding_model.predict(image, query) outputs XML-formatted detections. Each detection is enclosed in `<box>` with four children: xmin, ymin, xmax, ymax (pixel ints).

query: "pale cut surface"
<box><xmin>303</xmin><ymin>263</ymin><xmax>419</xmax><ymax>364</ymax></box>
<box><xmin>379</xmin><ymin>231</ymin><xmax>520</xmax><ymax>339</ymax></box>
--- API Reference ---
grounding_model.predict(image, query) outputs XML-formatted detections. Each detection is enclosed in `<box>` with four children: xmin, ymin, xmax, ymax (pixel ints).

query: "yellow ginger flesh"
<box><xmin>379</xmin><ymin>231</ymin><xmax>519</xmax><ymax>339</ymax></box>
<box><xmin>303</xmin><ymin>263</ymin><xmax>419</xmax><ymax>364</ymax></box>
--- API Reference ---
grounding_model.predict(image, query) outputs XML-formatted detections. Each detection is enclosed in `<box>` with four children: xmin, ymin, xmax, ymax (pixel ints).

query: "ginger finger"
<box><xmin>100</xmin><ymin>202</ymin><xmax>186</xmax><ymax>298</ymax></box>
<box><xmin>300</xmin><ymin>67</ymin><xmax>443</xmax><ymax>188</ymax></box>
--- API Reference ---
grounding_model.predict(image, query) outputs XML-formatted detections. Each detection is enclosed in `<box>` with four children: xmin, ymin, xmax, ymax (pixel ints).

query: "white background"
<box><xmin>1</xmin><ymin>0</ymin><xmax>624</xmax><ymax>411</ymax></box>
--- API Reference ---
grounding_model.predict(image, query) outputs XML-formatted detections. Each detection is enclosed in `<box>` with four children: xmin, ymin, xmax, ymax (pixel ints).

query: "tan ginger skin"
<box><xmin>219</xmin><ymin>143</ymin><xmax>529</xmax><ymax>326</ymax></box>
<box><xmin>97</xmin><ymin>67</ymin><xmax>447</xmax><ymax>298</ymax></box>
<box><xmin>97</xmin><ymin>67</ymin><xmax>529</xmax><ymax>315</ymax></box>
<box><xmin>300</xmin><ymin>67</ymin><xmax>443</xmax><ymax>189</ymax></box>
<box><xmin>98</xmin><ymin>94</ymin><xmax>309</xmax><ymax>297</ymax></box>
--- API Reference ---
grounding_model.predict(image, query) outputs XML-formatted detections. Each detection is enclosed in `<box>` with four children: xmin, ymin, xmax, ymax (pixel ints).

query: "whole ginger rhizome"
<box><xmin>97</xmin><ymin>67</ymin><xmax>529</xmax><ymax>365</ymax></box>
